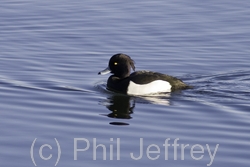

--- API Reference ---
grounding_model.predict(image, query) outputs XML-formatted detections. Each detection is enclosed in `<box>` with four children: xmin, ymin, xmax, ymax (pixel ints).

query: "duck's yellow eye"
<box><xmin>114</xmin><ymin>62</ymin><xmax>118</xmax><ymax>65</ymax></box>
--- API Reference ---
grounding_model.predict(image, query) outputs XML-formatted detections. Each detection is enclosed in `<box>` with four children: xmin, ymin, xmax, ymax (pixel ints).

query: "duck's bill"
<box><xmin>98</xmin><ymin>67</ymin><xmax>111</xmax><ymax>75</ymax></box>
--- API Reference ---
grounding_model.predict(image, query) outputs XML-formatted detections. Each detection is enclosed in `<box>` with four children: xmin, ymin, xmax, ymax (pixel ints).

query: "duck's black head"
<box><xmin>99</xmin><ymin>53</ymin><xmax>135</xmax><ymax>79</ymax></box>
<box><xmin>109</xmin><ymin>53</ymin><xmax>135</xmax><ymax>78</ymax></box>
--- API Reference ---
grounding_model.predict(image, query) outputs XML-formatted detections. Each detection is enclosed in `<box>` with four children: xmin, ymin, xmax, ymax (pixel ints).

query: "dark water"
<box><xmin>1</xmin><ymin>1</ymin><xmax>250</xmax><ymax>167</ymax></box>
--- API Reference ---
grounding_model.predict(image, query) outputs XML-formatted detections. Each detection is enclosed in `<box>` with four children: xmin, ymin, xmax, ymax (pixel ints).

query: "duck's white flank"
<box><xmin>127</xmin><ymin>80</ymin><xmax>171</xmax><ymax>95</ymax></box>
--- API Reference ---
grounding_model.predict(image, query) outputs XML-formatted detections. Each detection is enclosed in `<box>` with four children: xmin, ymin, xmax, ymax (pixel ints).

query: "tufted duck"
<box><xmin>98</xmin><ymin>53</ymin><xmax>190</xmax><ymax>95</ymax></box>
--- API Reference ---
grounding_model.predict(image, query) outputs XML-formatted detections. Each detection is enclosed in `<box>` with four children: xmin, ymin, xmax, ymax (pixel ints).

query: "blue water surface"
<box><xmin>0</xmin><ymin>0</ymin><xmax>250</xmax><ymax>167</ymax></box>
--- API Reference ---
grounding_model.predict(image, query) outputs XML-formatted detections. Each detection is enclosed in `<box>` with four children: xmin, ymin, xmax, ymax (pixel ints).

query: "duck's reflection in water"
<box><xmin>100</xmin><ymin>93</ymin><xmax>171</xmax><ymax>125</ymax></box>
<box><xmin>100</xmin><ymin>94</ymin><xmax>134</xmax><ymax>125</ymax></box>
